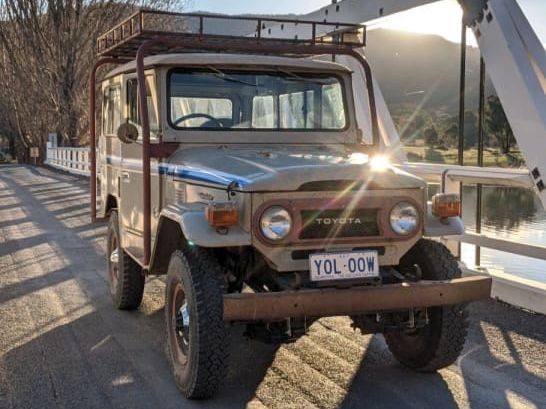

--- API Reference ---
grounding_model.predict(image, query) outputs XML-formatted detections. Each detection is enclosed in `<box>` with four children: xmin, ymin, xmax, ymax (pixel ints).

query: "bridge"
<box><xmin>1</xmin><ymin>163</ymin><xmax>544</xmax><ymax>408</ymax></box>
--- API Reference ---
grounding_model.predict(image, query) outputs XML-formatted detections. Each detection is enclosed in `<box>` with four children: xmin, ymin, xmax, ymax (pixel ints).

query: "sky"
<box><xmin>188</xmin><ymin>0</ymin><xmax>546</xmax><ymax>46</ymax></box>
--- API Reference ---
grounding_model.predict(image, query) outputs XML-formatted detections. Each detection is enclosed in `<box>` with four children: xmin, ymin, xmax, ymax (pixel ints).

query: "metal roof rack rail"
<box><xmin>97</xmin><ymin>9</ymin><xmax>366</xmax><ymax>58</ymax></box>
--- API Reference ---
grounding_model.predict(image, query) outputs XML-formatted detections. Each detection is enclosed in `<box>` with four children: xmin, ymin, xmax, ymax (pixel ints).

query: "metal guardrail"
<box><xmin>400</xmin><ymin>162</ymin><xmax>534</xmax><ymax>189</ymax></box>
<box><xmin>44</xmin><ymin>147</ymin><xmax>545</xmax><ymax>313</ymax></box>
<box><xmin>400</xmin><ymin>162</ymin><xmax>545</xmax><ymax>314</ymax></box>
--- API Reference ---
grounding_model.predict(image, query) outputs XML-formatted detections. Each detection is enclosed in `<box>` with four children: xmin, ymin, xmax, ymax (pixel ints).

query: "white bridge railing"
<box><xmin>44</xmin><ymin>146</ymin><xmax>545</xmax><ymax>314</ymax></box>
<box><xmin>400</xmin><ymin>162</ymin><xmax>545</xmax><ymax>314</ymax></box>
<box><xmin>45</xmin><ymin>146</ymin><xmax>91</xmax><ymax>176</ymax></box>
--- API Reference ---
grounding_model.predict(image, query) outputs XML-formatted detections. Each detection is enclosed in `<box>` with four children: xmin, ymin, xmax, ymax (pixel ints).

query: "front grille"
<box><xmin>299</xmin><ymin>208</ymin><xmax>379</xmax><ymax>240</ymax></box>
<box><xmin>291</xmin><ymin>246</ymin><xmax>386</xmax><ymax>260</ymax></box>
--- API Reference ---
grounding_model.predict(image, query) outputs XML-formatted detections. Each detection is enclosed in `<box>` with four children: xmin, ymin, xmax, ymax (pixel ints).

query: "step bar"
<box><xmin>223</xmin><ymin>275</ymin><xmax>492</xmax><ymax>321</ymax></box>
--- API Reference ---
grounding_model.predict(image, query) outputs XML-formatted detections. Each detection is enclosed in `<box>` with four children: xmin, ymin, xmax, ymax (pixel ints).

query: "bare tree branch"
<box><xmin>0</xmin><ymin>0</ymin><xmax>187</xmax><ymax>160</ymax></box>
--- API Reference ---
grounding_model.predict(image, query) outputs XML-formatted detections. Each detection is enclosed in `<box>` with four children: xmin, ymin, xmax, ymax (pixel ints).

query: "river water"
<box><xmin>457</xmin><ymin>186</ymin><xmax>546</xmax><ymax>285</ymax></box>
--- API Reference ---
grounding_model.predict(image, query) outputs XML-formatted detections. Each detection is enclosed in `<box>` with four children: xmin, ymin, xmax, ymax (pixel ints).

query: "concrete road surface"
<box><xmin>0</xmin><ymin>164</ymin><xmax>544</xmax><ymax>409</ymax></box>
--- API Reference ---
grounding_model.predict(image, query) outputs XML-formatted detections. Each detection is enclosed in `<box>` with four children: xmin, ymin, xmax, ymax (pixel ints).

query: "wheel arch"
<box><xmin>149</xmin><ymin>215</ymin><xmax>186</xmax><ymax>275</ymax></box>
<box><xmin>105</xmin><ymin>194</ymin><xmax>119</xmax><ymax>216</ymax></box>
<box><xmin>150</xmin><ymin>205</ymin><xmax>251</xmax><ymax>274</ymax></box>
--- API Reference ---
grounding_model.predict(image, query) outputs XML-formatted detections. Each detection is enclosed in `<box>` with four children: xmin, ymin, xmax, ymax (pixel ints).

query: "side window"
<box><xmin>252</xmin><ymin>95</ymin><xmax>275</xmax><ymax>128</ymax></box>
<box><xmin>322</xmin><ymin>83</ymin><xmax>345</xmax><ymax>129</ymax></box>
<box><xmin>127</xmin><ymin>79</ymin><xmax>138</xmax><ymax>125</ymax></box>
<box><xmin>102</xmin><ymin>85</ymin><xmax>121</xmax><ymax>135</ymax></box>
<box><xmin>126</xmin><ymin>76</ymin><xmax>159</xmax><ymax>139</ymax></box>
<box><xmin>279</xmin><ymin>90</ymin><xmax>315</xmax><ymax>129</ymax></box>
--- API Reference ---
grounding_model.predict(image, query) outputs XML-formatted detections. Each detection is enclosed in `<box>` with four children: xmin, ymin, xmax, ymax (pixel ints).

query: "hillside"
<box><xmin>365</xmin><ymin>28</ymin><xmax>487</xmax><ymax>114</ymax></box>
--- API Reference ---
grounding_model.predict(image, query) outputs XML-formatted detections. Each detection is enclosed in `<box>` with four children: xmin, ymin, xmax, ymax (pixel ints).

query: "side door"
<box><xmin>119</xmin><ymin>74</ymin><xmax>161</xmax><ymax>261</ymax></box>
<box><xmin>99</xmin><ymin>83</ymin><xmax>122</xmax><ymax>218</ymax></box>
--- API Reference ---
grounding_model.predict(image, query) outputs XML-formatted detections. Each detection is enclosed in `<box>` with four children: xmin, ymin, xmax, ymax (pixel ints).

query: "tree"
<box><xmin>396</xmin><ymin>110</ymin><xmax>428</xmax><ymax>144</ymax></box>
<box><xmin>0</xmin><ymin>0</ymin><xmax>185</xmax><ymax>161</ymax></box>
<box><xmin>424</xmin><ymin>125</ymin><xmax>438</xmax><ymax>147</ymax></box>
<box><xmin>443</xmin><ymin>123</ymin><xmax>459</xmax><ymax>148</ymax></box>
<box><xmin>486</xmin><ymin>95</ymin><xmax>515</xmax><ymax>154</ymax></box>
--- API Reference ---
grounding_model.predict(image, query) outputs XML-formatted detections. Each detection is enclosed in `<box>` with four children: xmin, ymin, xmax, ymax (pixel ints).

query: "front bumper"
<box><xmin>223</xmin><ymin>275</ymin><xmax>492</xmax><ymax>321</ymax></box>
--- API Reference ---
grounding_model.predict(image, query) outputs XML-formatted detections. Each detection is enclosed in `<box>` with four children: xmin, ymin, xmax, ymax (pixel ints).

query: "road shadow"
<box><xmin>459</xmin><ymin>301</ymin><xmax>546</xmax><ymax>409</ymax></box>
<box><xmin>0</xmin><ymin>165</ymin><xmax>277</xmax><ymax>409</ymax></box>
<box><xmin>1</xmin><ymin>305</ymin><xmax>278</xmax><ymax>409</ymax></box>
<box><xmin>0</xmin><ymin>216</ymin><xmax>30</xmax><ymax>230</ymax></box>
<box><xmin>219</xmin><ymin>327</ymin><xmax>279</xmax><ymax>406</ymax></box>
<box><xmin>26</xmin><ymin>165</ymin><xmax>87</xmax><ymax>183</ymax></box>
<box><xmin>0</xmin><ymin>203</ymin><xmax>22</xmax><ymax>212</ymax></box>
<box><xmin>339</xmin><ymin>335</ymin><xmax>459</xmax><ymax>409</ymax></box>
<box><xmin>340</xmin><ymin>301</ymin><xmax>546</xmax><ymax>409</ymax></box>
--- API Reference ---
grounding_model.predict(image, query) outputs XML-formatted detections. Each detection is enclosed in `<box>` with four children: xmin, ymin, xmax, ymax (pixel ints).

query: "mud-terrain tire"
<box><xmin>165</xmin><ymin>247</ymin><xmax>229</xmax><ymax>399</ymax></box>
<box><xmin>384</xmin><ymin>239</ymin><xmax>469</xmax><ymax>372</ymax></box>
<box><xmin>106</xmin><ymin>211</ymin><xmax>145</xmax><ymax>310</ymax></box>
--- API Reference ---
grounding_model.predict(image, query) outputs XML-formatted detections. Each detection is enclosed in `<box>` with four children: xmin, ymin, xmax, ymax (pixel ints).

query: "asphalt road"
<box><xmin>0</xmin><ymin>164</ymin><xmax>544</xmax><ymax>409</ymax></box>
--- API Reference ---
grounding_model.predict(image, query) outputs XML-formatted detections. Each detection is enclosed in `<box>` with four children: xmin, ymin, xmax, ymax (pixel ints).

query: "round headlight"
<box><xmin>260</xmin><ymin>206</ymin><xmax>292</xmax><ymax>241</ymax></box>
<box><xmin>390</xmin><ymin>202</ymin><xmax>419</xmax><ymax>235</ymax></box>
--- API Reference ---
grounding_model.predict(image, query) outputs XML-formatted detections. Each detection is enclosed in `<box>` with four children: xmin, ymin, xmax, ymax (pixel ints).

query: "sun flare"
<box><xmin>369</xmin><ymin>0</ymin><xmax>476</xmax><ymax>45</ymax></box>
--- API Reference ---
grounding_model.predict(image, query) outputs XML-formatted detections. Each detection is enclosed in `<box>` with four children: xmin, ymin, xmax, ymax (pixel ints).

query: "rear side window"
<box><xmin>126</xmin><ymin>76</ymin><xmax>159</xmax><ymax>138</ymax></box>
<box><xmin>322</xmin><ymin>83</ymin><xmax>345</xmax><ymax>129</ymax></box>
<box><xmin>102</xmin><ymin>86</ymin><xmax>121</xmax><ymax>135</ymax></box>
<box><xmin>279</xmin><ymin>90</ymin><xmax>315</xmax><ymax>129</ymax></box>
<box><xmin>252</xmin><ymin>95</ymin><xmax>274</xmax><ymax>128</ymax></box>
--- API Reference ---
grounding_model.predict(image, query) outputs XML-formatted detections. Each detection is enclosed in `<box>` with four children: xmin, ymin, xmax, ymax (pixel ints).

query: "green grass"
<box><xmin>403</xmin><ymin>146</ymin><xmax>525</xmax><ymax>168</ymax></box>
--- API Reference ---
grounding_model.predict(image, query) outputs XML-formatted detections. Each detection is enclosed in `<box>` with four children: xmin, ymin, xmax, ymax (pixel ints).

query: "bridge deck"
<box><xmin>0</xmin><ymin>164</ymin><xmax>544</xmax><ymax>409</ymax></box>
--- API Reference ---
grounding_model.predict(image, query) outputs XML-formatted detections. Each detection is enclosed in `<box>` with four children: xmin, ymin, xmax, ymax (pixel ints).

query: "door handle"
<box><xmin>121</xmin><ymin>171</ymin><xmax>130</xmax><ymax>182</ymax></box>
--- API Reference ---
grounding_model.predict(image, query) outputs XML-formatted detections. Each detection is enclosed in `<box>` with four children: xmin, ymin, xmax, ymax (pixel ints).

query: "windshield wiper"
<box><xmin>207</xmin><ymin>66</ymin><xmax>258</xmax><ymax>87</ymax></box>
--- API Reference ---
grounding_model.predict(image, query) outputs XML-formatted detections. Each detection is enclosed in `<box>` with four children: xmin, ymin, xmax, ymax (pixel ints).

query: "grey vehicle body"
<box><xmin>96</xmin><ymin>53</ymin><xmax>463</xmax><ymax>274</ymax></box>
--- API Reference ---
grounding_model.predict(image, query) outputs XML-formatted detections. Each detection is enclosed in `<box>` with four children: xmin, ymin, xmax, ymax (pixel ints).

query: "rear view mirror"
<box><xmin>117</xmin><ymin>122</ymin><xmax>139</xmax><ymax>144</ymax></box>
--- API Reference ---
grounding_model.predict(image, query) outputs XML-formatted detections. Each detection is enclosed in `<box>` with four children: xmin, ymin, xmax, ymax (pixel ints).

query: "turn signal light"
<box><xmin>205</xmin><ymin>203</ymin><xmax>239</xmax><ymax>227</ymax></box>
<box><xmin>432</xmin><ymin>193</ymin><xmax>461</xmax><ymax>218</ymax></box>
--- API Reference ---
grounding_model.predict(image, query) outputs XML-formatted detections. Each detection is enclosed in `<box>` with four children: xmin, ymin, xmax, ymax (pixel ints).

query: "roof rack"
<box><xmin>97</xmin><ymin>9</ymin><xmax>366</xmax><ymax>58</ymax></box>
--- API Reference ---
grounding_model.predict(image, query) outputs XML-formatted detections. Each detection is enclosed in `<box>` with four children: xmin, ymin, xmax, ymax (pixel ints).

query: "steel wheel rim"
<box><xmin>170</xmin><ymin>282</ymin><xmax>189</xmax><ymax>365</ymax></box>
<box><xmin>109</xmin><ymin>235</ymin><xmax>119</xmax><ymax>295</ymax></box>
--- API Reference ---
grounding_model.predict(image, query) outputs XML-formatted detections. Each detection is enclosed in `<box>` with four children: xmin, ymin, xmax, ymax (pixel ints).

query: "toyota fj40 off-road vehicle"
<box><xmin>91</xmin><ymin>10</ymin><xmax>491</xmax><ymax>399</ymax></box>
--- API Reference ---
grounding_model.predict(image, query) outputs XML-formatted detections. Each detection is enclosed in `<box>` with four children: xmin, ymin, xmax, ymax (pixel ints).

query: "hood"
<box><xmin>165</xmin><ymin>146</ymin><xmax>425</xmax><ymax>192</ymax></box>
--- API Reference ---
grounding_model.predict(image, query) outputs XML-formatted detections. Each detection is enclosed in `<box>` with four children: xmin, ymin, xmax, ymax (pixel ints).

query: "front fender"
<box><xmin>160</xmin><ymin>204</ymin><xmax>252</xmax><ymax>247</ymax></box>
<box><xmin>423</xmin><ymin>203</ymin><xmax>465</xmax><ymax>237</ymax></box>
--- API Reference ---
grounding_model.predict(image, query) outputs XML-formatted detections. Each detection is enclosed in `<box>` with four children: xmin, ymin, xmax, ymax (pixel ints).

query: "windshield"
<box><xmin>168</xmin><ymin>69</ymin><xmax>347</xmax><ymax>131</ymax></box>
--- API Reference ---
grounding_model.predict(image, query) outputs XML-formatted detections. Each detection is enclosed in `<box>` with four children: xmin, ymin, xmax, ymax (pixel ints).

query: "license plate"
<box><xmin>309</xmin><ymin>251</ymin><xmax>379</xmax><ymax>282</ymax></box>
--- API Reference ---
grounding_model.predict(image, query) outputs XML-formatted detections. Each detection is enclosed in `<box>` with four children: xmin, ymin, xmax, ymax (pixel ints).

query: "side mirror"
<box><xmin>117</xmin><ymin>122</ymin><xmax>139</xmax><ymax>144</ymax></box>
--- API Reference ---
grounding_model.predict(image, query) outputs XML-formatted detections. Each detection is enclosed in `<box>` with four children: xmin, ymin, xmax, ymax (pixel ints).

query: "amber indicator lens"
<box><xmin>432</xmin><ymin>193</ymin><xmax>461</xmax><ymax>218</ymax></box>
<box><xmin>205</xmin><ymin>203</ymin><xmax>239</xmax><ymax>227</ymax></box>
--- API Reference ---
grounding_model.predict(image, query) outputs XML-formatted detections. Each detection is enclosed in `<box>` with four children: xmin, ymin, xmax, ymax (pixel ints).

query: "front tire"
<box><xmin>384</xmin><ymin>239</ymin><xmax>469</xmax><ymax>372</ymax></box>
<box><xmin>165</xmin><ymin>247</ymin><xmax>229</xmax><ymax>399</ymax></box>
<box><xmin>106</xmin><ymin>211</ymin><xmax>145</xmax><ymax>310</ymax></box>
